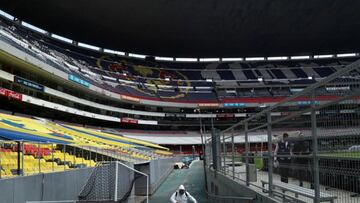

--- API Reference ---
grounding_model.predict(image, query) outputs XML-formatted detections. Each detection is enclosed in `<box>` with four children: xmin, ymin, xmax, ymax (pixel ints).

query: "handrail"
<box><xmin>205</xmin><ymin>189</ymin><xmax>254</xmax><ymax>201</ymax></box>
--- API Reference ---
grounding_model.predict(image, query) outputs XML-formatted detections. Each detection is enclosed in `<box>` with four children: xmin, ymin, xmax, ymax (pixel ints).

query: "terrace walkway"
<box><xmin>149</xmin><ymin>160</ymin><xmax>208</xmax><ymax>203</ymax></box>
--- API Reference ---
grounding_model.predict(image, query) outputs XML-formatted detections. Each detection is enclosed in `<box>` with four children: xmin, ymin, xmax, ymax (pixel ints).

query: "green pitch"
<box><xmin>319</xmin><ymin>151</ymin><xmax>360</xmax><ymax>158</ymax></box>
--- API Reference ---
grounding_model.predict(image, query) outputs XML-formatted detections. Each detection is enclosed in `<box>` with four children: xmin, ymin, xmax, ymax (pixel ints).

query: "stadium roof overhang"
<box><xmin>2</xmin><ymin>0</ymin><xmax>360</xmax><ymax>58</ymax></box>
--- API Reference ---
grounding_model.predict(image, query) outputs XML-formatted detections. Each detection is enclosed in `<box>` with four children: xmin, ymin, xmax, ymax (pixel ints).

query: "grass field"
<box><xmin>252</xmin><ymin>151</ymin><xmax>360</xmax><ymax>170</ymax></box>
<box><xmin>319</xmin><ymin>151</ymin><xmax>360</xmax><ymax>158</ymax></box>
<box><xmin>254</xmin><ymin>157</ymin><xmax>264</xmax><ymax>169</ymax></box>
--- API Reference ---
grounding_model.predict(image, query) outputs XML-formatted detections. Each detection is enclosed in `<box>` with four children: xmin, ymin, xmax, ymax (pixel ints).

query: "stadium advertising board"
<box><xmin>138</xmin><ymin>120</ymin><xmax>158</xmax><ymax>125</ymax></box>
<box><xmin>223</xmin><ymin>103</ymin><xmax>246</xmax><ymax>107</ymax></box>
<box><xmin>297</xmin><ymin>101</ymin><xmax>320</xmax><ymax>106</ymax></box>
<box><xmin>198</xmin><ymin>103</ymin><xmax>219</xmax><ymax>107</ymax></box>
<box><xmin>121</xmin><ymin>95</ymin><xmax>140</xmax><ymax>102</ymax></box>
<box><xmin>120</xmin><ymin>117</ymin><xmax>138</xmax><ymax>124</ymax></box>
<box><xmin>14</xmin><ymin>76</ymin><xmax>44</xmax><ymax>91</ymax></box>
<box><xmin>165</xmin><ymin>113</ymin><xmax>176</xmax><ymax>117</ymax></box>
<box><xmin>216</xmin><ymin>113</ymin><xmax>235</xmax><ymax>118</ymax></box>
<box><xmin>165</xmin><ymin>113</ymin><xmax>186</xmax><ymax>118</ymax></box>
<box><xmin>0</xmin><ymin>88</ymin><xmax>22</xmax><ymax>101</ymax></box>
<box><xmin>68</xmin><ymin>74</ymin><xmax>90</xmax><ymax>88</ymax></box>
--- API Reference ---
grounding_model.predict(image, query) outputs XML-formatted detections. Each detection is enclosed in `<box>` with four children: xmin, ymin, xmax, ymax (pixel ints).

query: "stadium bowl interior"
<box><xmin>0</xmin><ymin>1</ymin><xmax>359</xmax><ymax>203</ymax></box>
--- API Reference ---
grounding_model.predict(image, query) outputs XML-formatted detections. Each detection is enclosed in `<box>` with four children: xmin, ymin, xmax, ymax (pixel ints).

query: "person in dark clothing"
<box><xmin>292</xmin><ymin>133</ymin><xmax>311</xmax><ymax>187</ymax></box>
<box><xmin>274</xmin><ymin>133</ymin><xmax>293</xmax><ymax>183</ymax></box>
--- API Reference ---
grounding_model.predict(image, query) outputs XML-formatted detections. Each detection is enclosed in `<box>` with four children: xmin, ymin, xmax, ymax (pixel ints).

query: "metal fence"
<box><xmin>26</xmin><ymin>201</ymin><xmax>77</xmax><ymax>203</ymax></box>
<box><xmin>207</xmin><ymin>194</ymin><xmax>254</xmax><ymax>203</ymax></box>
<box><xmin>205</xmin><ymin>59</ymin><xmax>360</xmax><ymax>203</ymax></box>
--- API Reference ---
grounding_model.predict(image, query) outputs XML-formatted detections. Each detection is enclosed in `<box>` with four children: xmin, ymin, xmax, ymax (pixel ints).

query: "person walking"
<box><xmin>170</xmin><ymin>185</ymin><xmax>197</xmax><ymax>203</ymax></box>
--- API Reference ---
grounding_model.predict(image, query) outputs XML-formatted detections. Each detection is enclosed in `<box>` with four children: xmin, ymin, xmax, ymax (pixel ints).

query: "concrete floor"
<box><xmin>228</xmin><ymin>165</ymin><xmax>360</xmax><ymax>203</ymax></box>
<box><xmin>144</xmin><ymin>160</ymin><xmax>360</xmax><ymax>203</ymax></box>
<box><xmin>149</xmin><ymin>160</ymin><xmax>208</xmax><ymax>203</ymax></box>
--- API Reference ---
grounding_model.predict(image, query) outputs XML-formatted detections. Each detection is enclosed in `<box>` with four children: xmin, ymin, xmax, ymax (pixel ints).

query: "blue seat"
<box><xmin>291</xmin><ymin>68</ymin><xmax>308</xmax><ymax>78</ymax></box>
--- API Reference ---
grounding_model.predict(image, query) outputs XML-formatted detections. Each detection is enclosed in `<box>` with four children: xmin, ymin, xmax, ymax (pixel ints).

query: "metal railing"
<box><xmin>0</xmin><ymin>140</ymin><xmax>151</xmax><ymax>179</ymax></box>
<box><xmin>204</xmin><ymin>59</ymin><xmax>360</xmax><ymax>203</ymax></box>
<box><xmin>206</xmin><ymin>192</ymin><xmax>254</xmax><ymax>203</ymax></box>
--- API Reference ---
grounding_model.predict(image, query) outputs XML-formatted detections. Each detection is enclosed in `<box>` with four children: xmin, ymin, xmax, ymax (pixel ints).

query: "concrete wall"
<box><xmin>43</xmin><ymin>168</ymin><xmax>93</xmax><ymax>201</ymax></box>
<box><xmin>0</xmin><ymin>157</ymin><xmax>174</xmax><ymax>203</ymax></box>
<box><xmin>150</xmin><ymin>158</ymin><xmax>174</xmax><ymax>191</ymax></box>
<box><xmin>206</xmin><ymin>168</ymin><xmax>279</xmax><ymax>203</ymax></box>
<box><xmin>135</xmin><ymin>158</ymin><xmax>175</xmax><ymax>195</ymax></box>
<box><xmin>0</xmin><ymin>168</ymin><xmax>93</xmax><ymax>203</ymax></box>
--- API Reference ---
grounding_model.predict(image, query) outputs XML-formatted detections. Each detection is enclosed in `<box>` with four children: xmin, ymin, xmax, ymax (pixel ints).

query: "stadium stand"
<box><xmin>0</xmin><ymin>4</ymin><xmax>359</xmax><ymax>202</ymax></box>
<box><xmin>0</xmin><ymin>147</ymin><xmax>71</xmax><ymax>177</ymax></box>
<box><xmin>0</xmin><ymin>17</ymin><xmax>359</xmax><ymax>104</ymax></box>
<box><xmin>0</xmin><ymin>112</ymin><xmax>172</xmax><ymax>172</ymax></box>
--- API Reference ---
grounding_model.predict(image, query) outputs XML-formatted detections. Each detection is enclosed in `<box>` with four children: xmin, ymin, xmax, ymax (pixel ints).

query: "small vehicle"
<box><xmin>174</xmin><ymin>162</ymin><xmax>185</xmax><ymax>169</ymax></box>
<box><xmin>181</xmin><ymin>157</ymin><xmax>194</xmax><ymax>166</ymax></box>
<box><xmin>348</xmin><ymin>145</ymin><xmax>360</xmax><ymax>151</ymax></box>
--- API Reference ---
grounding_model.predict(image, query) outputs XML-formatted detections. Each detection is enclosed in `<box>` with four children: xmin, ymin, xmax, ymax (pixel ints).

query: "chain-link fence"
<box><xmin>205</xmin><ymin>59</ymin><xmax>360</xmax><ymax>203</ymax></box>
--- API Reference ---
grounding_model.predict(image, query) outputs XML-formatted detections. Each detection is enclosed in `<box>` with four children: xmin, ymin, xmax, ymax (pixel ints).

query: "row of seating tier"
<box><xmin>0</xmin><ymin>150</ymin><xmax>70</xmax><ymax>177</ymax></box>
<box><xmin>0</xmin><ymin>18</ymin><xmax>358</xmax><ymax>102</ymax></box>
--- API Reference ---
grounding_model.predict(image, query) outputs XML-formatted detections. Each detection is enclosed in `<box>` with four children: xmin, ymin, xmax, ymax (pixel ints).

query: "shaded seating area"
<box><xmin>0</xmin><ymin>113</ymin><xmax>173</xmax><ymax>179</ymax></box>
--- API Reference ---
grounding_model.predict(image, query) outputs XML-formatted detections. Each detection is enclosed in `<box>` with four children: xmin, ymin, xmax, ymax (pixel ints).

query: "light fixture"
<box><xmin>245</xmin><ymin>57</ymin><xmax>265</xmax><ymax>61</ymax></box>
<box><xmin>337</xmin><ymin>53</ymin><xmax>357</xmax><ymax>58</ymax></box>
<box><xmin>155</xmin><ymin>56</ymin><xmax>173</xmax><ymax>61</ymax></box>
<box><xmin>21</xmin><ymin>21</ymin><xmax>47</xmax><ymax>34</ymax></box>
<box><xmin>291</xmin><ymin>55</ymin><xmax>310</xmax><ymax>60</ymax></box>
<box><xmin>129</xmin><ymin>53</ymin><xmax>146</xmax><ymax>59</ymax></box>
<box><xmin>221</xmin><ymin>58</ymin><xmax>243</xmax><ymax>62</ymax></box>
<box><xmin>268</xmin><ymin>56</ymin><xmax>288</xmax><ymax>61</ymax></box>
<box><xmin>104</xmin><ymin>49</ymin><xmax>125</xmax><ymax>56</ymax></box>
<box><xmin>51</xmin><ymin>34</ymin><xmax>73</xmax><ymax>44</ymax></box>
<box><xmin>313</xmin><ymin>54</ymin><xmax>333</xmax><ymax>59</ymax></box>
<box><xmin>199</xmin><ymin>58</ymin><xmax>220</xmax><ymax>62</ymax></box>
<box><xmin>175</xmin><ymin>58</ymin><xmax>197</xmax><ymax>62</ymax></box>
<box><xmin>0</xmin><ymin>9</ymin><xmax>15</xmax><ymax>20</ymax></box>
<box><xmin>78</xmin><ymin>42</ymin><xmax>100</xmax><ymax>51</ymax></box>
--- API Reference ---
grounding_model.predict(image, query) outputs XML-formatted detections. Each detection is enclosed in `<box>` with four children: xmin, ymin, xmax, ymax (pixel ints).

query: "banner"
<box><xmin>297</xmin><ymin>101</ymin><xmax>320</xmax><ymax>106</ymax></box>
<box><xmin>198</xmin><ymin>103</ymin><xmax>219</xmax><ymax>107</ymax></box>
<box><xmin>68</xmin><ymin>74</ymin><xmax>90</xmax><ymax>88</ymax></box>
<box><xmin>120</xmin><ymin>117</ymin><xmax>138</xmax><ymax>124</ymax></box>
<box><xmin>216</xmin><ymin>113</ymin><xmax>235</xmax><ymax>118</ymax></box>
<box><xmin>223</xmin><ymin>103</ymin><xmax>246</xmax><ymax>107</ymax></box>
<box><xmin>121</xmin><ymin>95</ymin><xmax>140</xmax><ymax>102</ymax></box>
<box><xmin>138</xmin><ymin>120</ymin><xmax>158</xmax><ymax>125</ymax></box>
<box><xmin>15</xmin><ymin>76</ymin><xmax>44</xmax><ymax>91</ymax></box>
<box><xmin>0</xmin><ymin>88</ymin><xmax>22</xmax><ymax>101</ymax></box>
